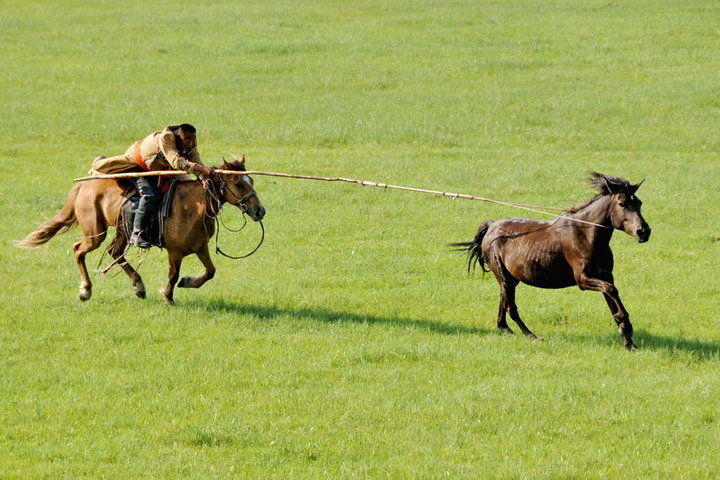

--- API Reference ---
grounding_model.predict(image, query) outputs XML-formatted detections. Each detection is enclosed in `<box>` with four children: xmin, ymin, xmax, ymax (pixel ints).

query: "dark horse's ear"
<box><xmin>629</xmin><ymin>179</ymin><xmax>645</xmax><ymax>194</ymax></box>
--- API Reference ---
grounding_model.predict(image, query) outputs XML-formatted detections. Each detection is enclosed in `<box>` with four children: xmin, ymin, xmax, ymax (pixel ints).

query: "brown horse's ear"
<box><xmin>229</xmin><ymin>154</ymin><xmax>246</xmax><ymax>167</ymax></box>
<box><xmin>630</xmin><ymin>178</ymin><xmax>645</xmax><ymax>194</ymax></box>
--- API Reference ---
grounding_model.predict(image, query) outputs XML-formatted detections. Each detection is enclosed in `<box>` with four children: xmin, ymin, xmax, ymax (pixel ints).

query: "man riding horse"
<box><xmin>89</xmin><ymin>124</ymin><xmax>215</xmax><ymax>248</ymax></box>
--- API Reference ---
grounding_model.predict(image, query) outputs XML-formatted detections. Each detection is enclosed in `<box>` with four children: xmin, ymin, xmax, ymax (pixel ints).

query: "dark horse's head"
<box><xmin>215</xmin><ymin>155</ymin><xmax>266</xmax><ymax>221</ymax></box>
<box><xmin>589</xmin><ymin>172</ymin><xmax>651</xmax><ymax>243</ymax></box>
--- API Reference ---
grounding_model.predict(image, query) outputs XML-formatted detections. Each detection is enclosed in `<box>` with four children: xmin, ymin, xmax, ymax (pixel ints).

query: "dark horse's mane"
<box><xmin>565</xmin><ymin>172</ymin><xmax>640</xmax><ymax>214</ymax></box>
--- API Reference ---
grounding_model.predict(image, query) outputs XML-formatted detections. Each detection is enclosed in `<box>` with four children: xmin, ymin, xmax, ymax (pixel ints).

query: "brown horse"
<box><xmin>452</xmin><ymin>173</ymin><xmax>651</xmax><ymax>350</ymax></box>
<box><xmin>18</xmin><ymin>157</ymin><xmax>265</xmax><ymax>304</ymax></box>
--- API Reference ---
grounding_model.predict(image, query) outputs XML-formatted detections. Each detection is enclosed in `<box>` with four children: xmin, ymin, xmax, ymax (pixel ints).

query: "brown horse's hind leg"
<box><xmin>161</xmin><ymin>250</ymin><xmax>184</xmax><ymax>305</ymax></box>
<box><xmin>177</xmin><ymin>244</ymin><xmax>216</xmax><ymax>289</ymax></box>
<box><xmin>107</xmin><ymin>234</ymin><xmax>146</xmax><ymax>299</ymax></box>
<box><xmin>73</xmin><ymin>233</ymin><xmax>106</xmax><ymax>301</ymax></box>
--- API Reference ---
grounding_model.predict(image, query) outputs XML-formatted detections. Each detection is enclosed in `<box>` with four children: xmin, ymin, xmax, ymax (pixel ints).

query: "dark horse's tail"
<box><xmin>449</xmin><ymin>220</ymin><xmax>492</xmax><ymax>273</ymax></box>
<box><xmin>17</xmin><ymin>183</ymin><xmax>81</xmax><ymax>249</ymax></box>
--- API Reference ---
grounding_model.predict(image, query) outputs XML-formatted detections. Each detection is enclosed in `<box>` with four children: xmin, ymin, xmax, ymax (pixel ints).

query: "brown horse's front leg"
<box><xmin>162</xmin><ymin>251</ymin><xmax>184</xmax><ymax>305</ymax></box>
<box><xmin>577</xmin><ymin>274</ymin><xmax>636</xmax><ymax>350</ymax></box>
<box><xmin>178</xmin><ymin>245</ymin><xmax>216</xmax><ymax>289</ymax></box>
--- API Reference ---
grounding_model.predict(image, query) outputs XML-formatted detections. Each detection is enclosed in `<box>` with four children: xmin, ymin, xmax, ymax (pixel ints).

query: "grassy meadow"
<box><xmin>2</xmin><ymin>0</ymin><xmax>719</xmax><ymax>478</ymax></box>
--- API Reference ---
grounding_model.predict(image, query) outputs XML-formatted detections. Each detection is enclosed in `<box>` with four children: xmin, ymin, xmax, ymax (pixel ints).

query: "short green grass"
<box><xmin>2</xmin><ymin>0</ymin><xmax>719</xmax><ymax>478</ymax></box>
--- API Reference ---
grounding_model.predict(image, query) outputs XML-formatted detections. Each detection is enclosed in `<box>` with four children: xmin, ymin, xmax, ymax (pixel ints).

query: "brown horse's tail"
<box><xmin>17</xmin><ymin>183</ymin><xmax>82</xmax><ymax>249</ymax></box>
<box><xmin>449</xmin><ymin>220</ymin><xmax>492</xmax><ymax>273</ymax></box>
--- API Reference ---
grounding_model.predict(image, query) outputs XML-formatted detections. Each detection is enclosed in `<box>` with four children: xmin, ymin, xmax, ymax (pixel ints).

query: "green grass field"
<box><xmin>2</xmin><ymin>0</ymin><xmax>719</xmax><ymax>478</ymax></box>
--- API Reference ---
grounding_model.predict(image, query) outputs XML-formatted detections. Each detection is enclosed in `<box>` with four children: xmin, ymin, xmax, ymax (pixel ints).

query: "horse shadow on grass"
<box><xmin>183</xmin><ymin>298</ymin><xmax>494</xmax><ymax>337</ymax></box>
<box><xmin>562</xmin><ymin>329</ymin><xmax>720</xmax><ymax>362</ymax></box>
<box><xmin>183</xmin><ymin>299</ymin><xmax>718</xmax><ymax>360</ymax></box>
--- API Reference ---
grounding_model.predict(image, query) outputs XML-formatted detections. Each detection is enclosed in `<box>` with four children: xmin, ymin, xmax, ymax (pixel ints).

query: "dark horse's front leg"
<box><xmin>577</xmin><ymin>273</ymin><xmax>636</xmax><ymax>350</ymax></box>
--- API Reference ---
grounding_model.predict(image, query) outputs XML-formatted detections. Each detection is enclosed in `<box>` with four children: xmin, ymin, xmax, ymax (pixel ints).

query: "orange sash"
<box><xmin>133</xmin><ymin>140</ymin><xmax>149</xmax><ymax>171</ymax></box>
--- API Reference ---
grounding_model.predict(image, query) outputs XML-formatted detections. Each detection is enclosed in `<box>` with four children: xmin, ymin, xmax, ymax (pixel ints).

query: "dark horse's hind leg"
<box><xmin>493</xmin><ymin>267</ymin><xmax>541</xmax><ymax>341</ymax></box>
<box><xmin>107</xmin><ymin>234</ymin><xmax>146</xmax><ymax>299</ymax></box>
<box><xmin>501</xmin><ymin>280</ymin><xmax>542</xmax><ymax>341</ymax></box>
<box><xmin>496</xmin><ymin>299</ymin><xmax>514</xmax><ymax>335</ymax></box>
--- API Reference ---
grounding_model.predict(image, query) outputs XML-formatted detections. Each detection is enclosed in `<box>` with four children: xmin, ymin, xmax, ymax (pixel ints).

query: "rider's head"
<box><xmin>176</xmin><ymin>124</ymin><xmax>197</xmax><ymax>152</ymax></box>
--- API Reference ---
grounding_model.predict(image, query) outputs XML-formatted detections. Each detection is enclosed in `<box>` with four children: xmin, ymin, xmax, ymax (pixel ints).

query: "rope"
<box><xmin>73</xmin><ymin>169</ymin><xmax>563</xmax><ymax>211</ymax></box>
<box><xmin>74</xmin><ymin>169</ymin><xmax>607</xmax><ymax>228</ymax></box>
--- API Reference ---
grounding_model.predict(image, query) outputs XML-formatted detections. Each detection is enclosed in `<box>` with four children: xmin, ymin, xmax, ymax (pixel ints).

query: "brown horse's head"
<box><xmin>216</xmin><ymin>155</ymin><xmax>266</xmax><ymax>221</ymax></box>
<box><xmin>589</xmin><ymin>172</ymin><xmax>651</xmax><ymax>243</ymax></box>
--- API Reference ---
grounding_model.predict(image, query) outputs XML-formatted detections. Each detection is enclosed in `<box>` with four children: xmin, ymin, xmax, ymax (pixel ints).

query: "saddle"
<box><xmin>118</xmin><ymin>179</ymin><xmax>181</xmax><ymax>248</ymax></box>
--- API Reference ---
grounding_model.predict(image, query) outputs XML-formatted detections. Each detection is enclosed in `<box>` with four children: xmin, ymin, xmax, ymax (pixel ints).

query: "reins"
<box><xmin>203</xmin><ymin>175</ymin><xmax>266</xmax><ymax>259</ymax></box>
<box><xmin>215</xmin><ymin>218</ymin><xmax>265</xmax><ymax>259</ymax></box>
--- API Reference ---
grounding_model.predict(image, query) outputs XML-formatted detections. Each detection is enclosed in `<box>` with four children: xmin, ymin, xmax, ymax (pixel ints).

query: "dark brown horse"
<box><xmin>18</xmin><ymin>157</ymin><xmax>265</xmax><ymax>304</ymax></box>
<box><xmin>452</xmin><ymin>173</ymin><xmax>651</xmax><ymax>350</ymax></box>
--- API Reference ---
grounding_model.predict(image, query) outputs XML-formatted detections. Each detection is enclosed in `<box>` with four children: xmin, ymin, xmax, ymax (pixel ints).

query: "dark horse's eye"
<box><xmin>619</xmin><ymin>202</ymin><xmax>625</xmax><ymax>207</ymax></box>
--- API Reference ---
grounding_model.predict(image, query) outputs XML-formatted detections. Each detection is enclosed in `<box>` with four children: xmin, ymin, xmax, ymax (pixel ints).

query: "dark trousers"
<box><xmin>132</xmin><ymin>176</ymin><xmax>160</xmax><ymax>232</ymax></box>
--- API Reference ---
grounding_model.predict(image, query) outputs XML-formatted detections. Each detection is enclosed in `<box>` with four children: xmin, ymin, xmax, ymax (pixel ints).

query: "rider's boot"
<box><xmin>129</xmin><ymin>208</ymin><xmax>152</xmax><ymax>249</ymax></box>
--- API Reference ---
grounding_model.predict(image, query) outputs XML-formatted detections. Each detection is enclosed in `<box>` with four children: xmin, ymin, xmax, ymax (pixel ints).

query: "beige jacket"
<box><xmin>90</xmin><ymin>125</ymin><xmax>204</xmax><ymax>175</ymax></box>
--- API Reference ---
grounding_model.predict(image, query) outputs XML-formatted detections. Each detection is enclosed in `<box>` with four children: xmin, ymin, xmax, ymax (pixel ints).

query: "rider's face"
<box><xmin>178</xmin><ymin>131</ymin><xmax>196</xmax><ymax>151</ymax></box>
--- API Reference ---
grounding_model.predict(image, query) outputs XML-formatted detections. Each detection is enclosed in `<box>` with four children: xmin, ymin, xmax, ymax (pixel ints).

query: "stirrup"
<box><xmin>129</xmin><ymin>230</ymin><xmax>151</xmax><ymax>249</ymax></box>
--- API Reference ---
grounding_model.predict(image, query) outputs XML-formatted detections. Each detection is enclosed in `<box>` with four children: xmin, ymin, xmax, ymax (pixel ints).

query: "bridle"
<box><xmin>205</xmin><ymin>174</ymin><xmax>265</xmax><ymax>259</ymax></box>
<box><xmin>213</xmin><ymin>174</ymin><xmax>256</xmax><ymax>210</ymax></box>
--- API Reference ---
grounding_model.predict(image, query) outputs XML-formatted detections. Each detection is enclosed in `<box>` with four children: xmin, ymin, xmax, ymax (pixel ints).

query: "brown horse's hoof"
<box><xmin>178</xmin><ymin>277</ymin><xmax>193</xmax><ymax>288</ymax></box>
<box><xmin>134</xmin><ymin>284</ymin><xmax>146</xmax><ymax>299</ymax></box>
<box><xmin>160</xmin><ymin>288</ymin><xmax>176</xmax><ymax>305</ymax></box>
<box><xmin>78</xmin><ymin>288</ymin><xmax>91</xmax><ymax>301</ymax></box>
<box><xmin>497</xmin><ymin>327</ymin><xmax>515</xmax><ymax>335</ymax></box>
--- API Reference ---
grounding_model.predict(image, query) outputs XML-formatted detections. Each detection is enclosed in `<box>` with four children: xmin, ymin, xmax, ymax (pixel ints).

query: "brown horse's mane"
<box><xmin>565</xmin><ymin>172</ymin><xmax>640</xmax><ymax>214</ymax></box>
